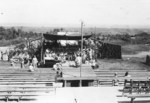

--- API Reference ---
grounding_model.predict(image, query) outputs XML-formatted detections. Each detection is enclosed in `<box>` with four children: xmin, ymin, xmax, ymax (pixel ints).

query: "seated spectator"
<box><xmin>57</xmin><ymin>63</ymin><xmax>62</xmax><ymax>70</ymax></box>
<box><xmin>53</xmin><ymin>63</ymin><xmax>58</xmax><ymax>71</ymax></box>
<box><xmin>53</xmin><ymin>63</ymin><xmax>63</xmax><ymax>77</ymax></box>
<box><xmin>113</xmin><ymin>72</ymin><xmax>119</xmax><ymax>86</ymax></box>
<box><xmin>10</xmin><ymin>57</ymin><xmax>15</xmax><ymax>67</ymax></box>
<box><xmin>57</xmin><ymin>63</ymin><xmax>63</xmax><ymax>77</ymax></box>
<box><xmin>124</xmin><ymin>71</ymin><xmax>131</xmax><ymax>77</ymax></box>
<box><xmin>29</xmin><ymin>63</ymin><xmax>34</xmax><ymax>72</ymax></box>
<box><xmin>124</xmin><ymin>71</ymin><xmax>131</xmax><ymax>85</ymax></box>
<box><xmin>114</xmin><ymin>72</ymin><xmax>118</xmax><ymax>77</ymax></box>
<box><xmin>91</xmin><ymin>59</ymin><xmax>96</xmax><ymax>69</ymax></box>
<box><xmin>90</xmin><ymin>59</ymin><xmax>99</xmax><ymax>69</ymax></box>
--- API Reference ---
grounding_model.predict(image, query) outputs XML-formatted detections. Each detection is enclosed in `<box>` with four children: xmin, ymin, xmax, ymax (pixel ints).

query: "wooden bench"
<box><xmin>0</xmin><ymin>77</ymin><xmax>55</xmax><ymax>80</ymax></box>
<box><xmin>0</xmin><ymin>82</ymin><xmax>54</xmax><ymax>85</ymax></box>
<box><xmin>0</xmin><ymin>84</ymin><xmax>56</xmax><ymax>102</ymax></box>
<box><xmin>98</xmin><ymin>77</ymin><xmax>150</xmax><ymax>86</ymax></box>
<box><xmin>0</xmin><ymin>93</ymin><xmax>51</xmax><ymax>102</ymax></box>
<box><xmin>98</xmin><ymin>77</ymin><xmax>149</xmax><ymax>85</ymax></box>
<box><xmin>0</xmin><ymin>73</ymin><xmax>56</xmax><ymax>75</ymax></box>
<box><xmin>0</xmin><ymin>80</ymin><xmax>54</xmax><ymax>82</ymax></box>
<box><xmin>0</xmin><ymin>89</ymin><xmax>54</xmax><ymax>93</ymax></box>
<box><xmin>122</xmin><ymin>80</ymin><xmax>150</xmax><ymax>95</ymax></box>
<box><xmin>127</xmin><ymin>94</ymin><xmax>150</xmax><ymax>103</ymax></box>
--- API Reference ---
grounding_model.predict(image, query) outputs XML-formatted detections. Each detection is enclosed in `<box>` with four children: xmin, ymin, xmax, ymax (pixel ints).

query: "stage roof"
<box><xmin>43</xmin><ymin>32</ymin><xmax>92</xmax><ymax>40</ymax></box>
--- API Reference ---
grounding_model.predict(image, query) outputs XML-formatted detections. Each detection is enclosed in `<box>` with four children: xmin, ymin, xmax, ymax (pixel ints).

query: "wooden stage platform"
<box><xmin>57</xmin><ymin>61</ymin><xmax>98</xmax><ymax>87</ymax></box>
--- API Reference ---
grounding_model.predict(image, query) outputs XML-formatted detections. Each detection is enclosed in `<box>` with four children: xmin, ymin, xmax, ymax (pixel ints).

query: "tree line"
<box><xmin>0</xmin><ymin>26</ymin><xmax>41</xmax><ymax>46</ymax></box>
<box><xmin>0</xmin><ymin>26</ymin><xmax>41</xmax><ymax>40</ymax></box>
<box><xmin>91</xmin><ymin>31</ymin><xmax>150</xmax><ymax>45</ymax></box>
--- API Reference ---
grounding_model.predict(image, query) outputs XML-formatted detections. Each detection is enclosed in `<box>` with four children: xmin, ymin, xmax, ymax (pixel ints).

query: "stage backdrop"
<box><xmin>97</xmin><ymin>42</ymin><xmax>122</xmax><ymax>59</ymax></box>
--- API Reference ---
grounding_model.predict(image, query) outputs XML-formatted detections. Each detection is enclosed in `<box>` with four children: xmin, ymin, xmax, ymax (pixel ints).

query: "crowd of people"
<box><xmin>44</xmin><ymin>47</ymin><xmax>99</xmax><ymax>69</ymax></box>
<box><xmin>44</xmin><ymin>48</ymin><xmax>66</xmax><ymax>63</ymax></box>
<box><xmin>10</xmin><ymin>51</ymin><xmax>38</xmax><ymax>72</ymax></box>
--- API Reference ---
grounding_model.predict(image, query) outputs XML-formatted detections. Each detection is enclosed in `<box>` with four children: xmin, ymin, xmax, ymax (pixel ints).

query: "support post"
<box><xmin>41</xmin><ymin>38</ymin><xmax>43</xmax><ymax>63</ymax></box>
<box><xmin>79</xmin><ymin>80</ymin><xmax>82</xmax><ymax>87</ymax></box>
<box><xmin>6</xmin><ymin>96</ymin><xmax>8</xmax><ymax>102</ymax></box>
<box><xmin>131</xmin><ymin>98</ymin><xmax>135</xmax><ymax>103</ymax></box>
<box><xmin>64</xmin><ymin>80</ymin><xmax>67</xmax><ymax>87</ymax></box>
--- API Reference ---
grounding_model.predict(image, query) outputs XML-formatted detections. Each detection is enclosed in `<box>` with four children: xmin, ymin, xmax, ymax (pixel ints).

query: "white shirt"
<box><xmin>53</xmin><ymin>64</ymin><xmax>57</xmax><ymax>71</ymax></box>
<box><xmin>32</xmin><ymin>57</ymin><xmax>38</xmax><ymax>64</ymax></box>
<box><xmin>29</xmin><ymin>65</ymin><xmax>34</xmax><ymax>72</ymax></box>
<box><xmin>75</xmin><ymin>56</ymin><xmax>82</xmax><ymax>64</ymax></box>
<box><xmin>92</xmin><ymin>60</ymin><xmax>96</xmax><ymax>66</ymax></box>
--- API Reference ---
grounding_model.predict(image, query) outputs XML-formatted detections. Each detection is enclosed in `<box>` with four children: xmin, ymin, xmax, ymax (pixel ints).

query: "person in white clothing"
<box><xmin>53</xmin><ymin>63</ymin><xmax>58</xmax><ymax>71</ymax></box>
<box><xmin>32</xmin><ymin>55</ymin><xmax>38</xmax><ymax>68</ymax></box>
<box><xmin>75</xmin><ymin>54</ymin><xmax>82</xmax><ymax>67</ymax></box>
<box><xmin>29</xmin><ymin>63</ymin><xmax>34</xmax><ymax>72</ymax></box>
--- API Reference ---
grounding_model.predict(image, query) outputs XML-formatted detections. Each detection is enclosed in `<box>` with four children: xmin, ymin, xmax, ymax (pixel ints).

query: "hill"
<box><xmin>3</xmin><ymin>26</ymin><xmax>150</xmax><ymax>35</ymax></box>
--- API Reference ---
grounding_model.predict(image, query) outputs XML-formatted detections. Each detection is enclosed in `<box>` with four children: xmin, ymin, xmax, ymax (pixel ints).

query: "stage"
<box><xmin>57</xmin><ymin>61</ymin><xmax>98</xmax><ymax>87</ymax></box>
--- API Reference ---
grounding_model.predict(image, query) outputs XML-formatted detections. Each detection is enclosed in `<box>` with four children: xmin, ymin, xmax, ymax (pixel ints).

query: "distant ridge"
<box><xmin>1</xmin><ymin>25</ymin><xmax>150</xmax><ymax>35</ymax></box>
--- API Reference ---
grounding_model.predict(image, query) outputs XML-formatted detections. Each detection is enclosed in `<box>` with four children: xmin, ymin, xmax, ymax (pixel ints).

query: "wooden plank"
<box><xmin>0</xmin><ymin>78</ymin><xmax>54</xmax><ymax>80</ymax></box>
<box><xmin>0</xmin><ymin>82</ymin><xmax>53</xmax><ymax>85</ymax></box>
<box><xmin>0</xmin><ymin>89</ymin><xmax>55</xmax><ymax>92</ymax></box>
<box><xmin>95</xmin><ymin>72</ymin><xmax>150</xmax><ymax>74</ymax></box>
<box><xmin>0</xmin><ymin>76</ymin><xmax>55</xmax><ymax>80</ymax></box>
<box><xmin>96</xmin><ymin>75</ymin><xmax>150</xmax><ymax>77</ymax></box>
<box><xmin>0</xmin><ymin>75</ymin><xmax>55</xmax><ymax>77</ymax></box>
<box><xmin>0</xmin><ymin>71</ymin><xmax>56</xmax><ymax>73</ymax></box>
<box><xmin>62</xmin><ymin>64</ymin><xmax>97</xmax><ymax>78</ymax></box>
<box><xmin>0</xmin><ymin>78</ymin><xmax>55</xmax><ymax>80</ymax></box>
<box><xmin>0</xmin><ymin>85</ymin><xmax>54</xmax><ymax>88</ymax></box>
<box><xmin>0</xmin><ymin>93</ymin><xmax>50</xmax><ymax>96</ymax></box>
<box><xmin>0</xmin><ymin>81</ymin><xmax>54</xmax><ymax>83</ymax></box>
<box><xmin>97</xmin><ymin>77</ymin><xmax>149</xmax><ymax>80</ymax></box>
<box><xmin>94</xmin><ymin>70</ymin><xmax>148</xmax><ymax>72</ymax></box>
<box><xmin>127</xmin><ymin>94</ymin><xmax>150</xmax><ymax>98</ymax></box>
<box><xmin>96</xmin><ymin>77</ymin><xmax>128</xmax><ymax>79</ymax></box>
<box><xmin>58</xmin><ymin>77</ymin><xmax>98</xmax><ymax>80</ymax></box>
<box><xmin>94</xmin><ymin>70</ymin><xmax>149</xmax><ymax>72</ymax></box>
<box><xmin>0</xmin><ymin>72</ymin><xmax>56</xmax><ymax>75</ymax></box>
<box><xmin>95</xmin><ymin>72</ymin><xmax>148</xmax><ymax>75</ymax></box>
<box><xmin>0</xmin><ymin>80</ymin><xmax>55</xmax><ymax>82</ymax></box>
<box><xmin>0</xmin><ymin>68</ymin><xmax>55</xmax><ymax>70</ymax></box>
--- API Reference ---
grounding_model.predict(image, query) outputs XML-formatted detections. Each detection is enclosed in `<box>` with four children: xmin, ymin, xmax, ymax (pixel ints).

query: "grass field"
<box><xmin>122</xmin><ymin>44</ymin><xmax>150</xmax><ymax>55</ymax></box>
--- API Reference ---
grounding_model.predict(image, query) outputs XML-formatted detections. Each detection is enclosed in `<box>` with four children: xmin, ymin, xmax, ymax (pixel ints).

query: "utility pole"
<box><xmin>79</xmin><ymin>21</ymin><xmax>83</xmax><ymax>87</ymax></box>
<box><xmin>95</xmin><ymin>27</ymin><xmax>97</xmax><ymax>60</ymax></box>
<box><xmin>95</xmin><ymin>27</ymin><xmax>96</xmax><ymax>40</ymax></box>
<box><xmin>80</xmin><ymin>21</ymin><xmax>83</xmax><ymax>78</ymax></box>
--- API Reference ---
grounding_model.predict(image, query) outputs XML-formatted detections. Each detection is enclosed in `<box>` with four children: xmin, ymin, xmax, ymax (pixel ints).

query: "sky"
<box><xmin>1</xmin><ymin>0</ymin><xmax>150</xmax><ymax>28</ymax></box>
